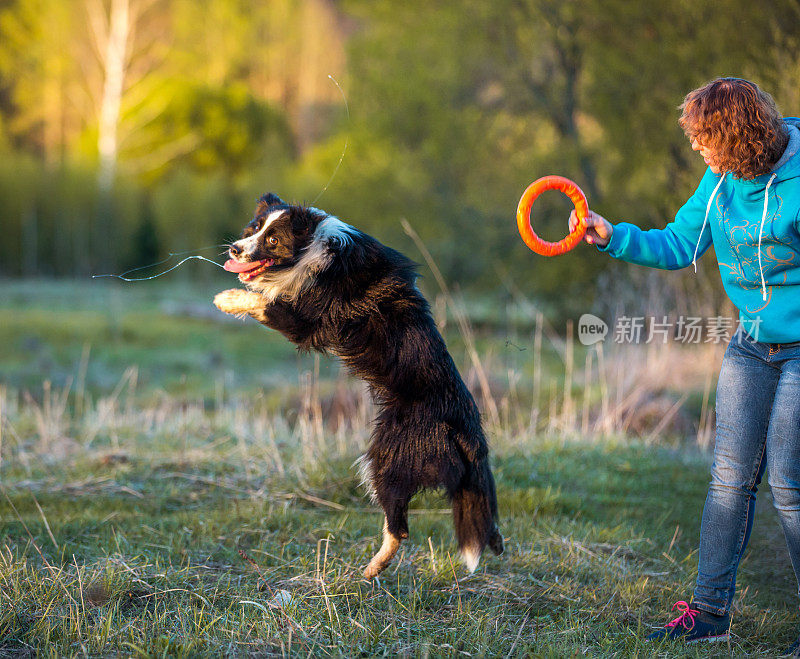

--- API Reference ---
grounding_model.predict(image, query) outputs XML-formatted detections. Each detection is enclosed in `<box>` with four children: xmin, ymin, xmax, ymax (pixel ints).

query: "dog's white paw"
<box><xmin>461</xmin><ymin>545</ymin><xmax>481</xmax><ymax>573</ymax></box>
<box><xmin>213</xmin><ymin>289</ymin><xmax>255</xmax><ymax>316</ymax></box>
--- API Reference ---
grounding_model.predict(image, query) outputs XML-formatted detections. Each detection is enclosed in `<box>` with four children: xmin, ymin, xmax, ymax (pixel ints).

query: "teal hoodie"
<box><xmin>599</xmin><ymin>117</ymin><xmax>800</xmax><ymax>343</ymax></box>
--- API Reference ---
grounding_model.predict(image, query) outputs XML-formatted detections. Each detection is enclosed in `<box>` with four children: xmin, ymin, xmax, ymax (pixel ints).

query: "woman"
<box><xmin>569</xmin><ymin>77</ymin><xmax>800</xmax><ymax>651</ymax></box>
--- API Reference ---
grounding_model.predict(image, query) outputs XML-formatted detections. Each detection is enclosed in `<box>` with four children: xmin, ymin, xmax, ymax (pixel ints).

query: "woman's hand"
<box><xmin>569</xmin><ymin>209</ymin><xmax>613</xmax><ymax>247</ymax></box>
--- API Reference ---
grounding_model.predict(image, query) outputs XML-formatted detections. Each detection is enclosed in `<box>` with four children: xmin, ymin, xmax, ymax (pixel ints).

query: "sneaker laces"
<box><xmin>665</xmin><ymin>601</ymin><xmax>699</xmax><ymax>631</ymax></box>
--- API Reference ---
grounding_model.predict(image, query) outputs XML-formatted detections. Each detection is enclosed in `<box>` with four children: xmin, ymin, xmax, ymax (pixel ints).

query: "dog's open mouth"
<box><xmin>224</xmin><ymin>258</ymin><xmax>275</xmax><ymax>280</ymax></box>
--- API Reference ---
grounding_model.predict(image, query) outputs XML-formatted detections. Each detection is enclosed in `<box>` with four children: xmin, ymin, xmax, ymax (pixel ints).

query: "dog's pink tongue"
<box><xmin>224</xmin><ymin>259</ymin><xmax>264</xmax><ymax>273</ymax></box>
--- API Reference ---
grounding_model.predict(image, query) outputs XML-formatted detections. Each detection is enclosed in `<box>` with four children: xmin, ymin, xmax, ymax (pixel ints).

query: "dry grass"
<box><xmin>0</xmin><ymin>279</ymin><xmax>796</xmax><ymax>656</ymax></box>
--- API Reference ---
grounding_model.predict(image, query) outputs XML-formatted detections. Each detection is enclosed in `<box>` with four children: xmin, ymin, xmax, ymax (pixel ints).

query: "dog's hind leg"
<box><xmin>363</xmin><ymin>496</ymin><xmax>410</xmax><ymax>579</ymax></box>
<box><xmin>363</xmin><ymin>516</ymin><xmax>401</xmax><ymax>579</ymax></box>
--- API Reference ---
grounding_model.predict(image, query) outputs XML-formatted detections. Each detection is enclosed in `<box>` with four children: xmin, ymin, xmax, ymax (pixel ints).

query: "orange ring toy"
<box><xmin>516</xmin><ymin>175</ymin><xmax>588</xmax><ymax>256</ymax></box>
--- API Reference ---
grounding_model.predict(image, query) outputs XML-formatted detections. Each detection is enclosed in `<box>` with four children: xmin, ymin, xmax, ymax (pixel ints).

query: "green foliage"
<box><xmin>126</xmin><ymin>80</ymin><xmax>295</xmax><ymax>182</ymax></box>
<box><xmin>0</xmin><ymin>0</ymin><xmax>76</xmax><ymax>158</ymax></box>
<box><xmin>0</xmin><ymin>150</ymin><xmax>102</xmax><ymax>276</ymax></box>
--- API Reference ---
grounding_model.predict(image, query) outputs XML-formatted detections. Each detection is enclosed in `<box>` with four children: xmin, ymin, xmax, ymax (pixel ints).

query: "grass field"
<box><xmin>0</xmin><ymin>278</ymin><xmax>798</xmax><ymax>656</ymax></box>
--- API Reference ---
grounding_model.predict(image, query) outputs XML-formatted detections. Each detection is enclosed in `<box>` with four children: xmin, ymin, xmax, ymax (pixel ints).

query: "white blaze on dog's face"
<box><xmin>236</xmin><ymin>209</ymin><xmax>286</xmax><ymax>256</ymax></box>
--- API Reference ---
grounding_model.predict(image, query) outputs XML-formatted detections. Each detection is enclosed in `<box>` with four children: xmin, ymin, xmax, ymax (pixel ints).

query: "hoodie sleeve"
<box><xmin>597</xmin><ymin>169</ymin><xmax>721</xmax><ymax>270</ymax></box>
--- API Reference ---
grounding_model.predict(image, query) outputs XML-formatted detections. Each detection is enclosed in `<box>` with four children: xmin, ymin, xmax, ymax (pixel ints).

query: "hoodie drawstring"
<box><xmin>692</xmin><ymin>175</ymin><xmax>726</xmax><ymax>273</ymax></box>
<box><xmin>757</xmin><ymin>173</ymin><xmax>778</xmax><ymax>302</ymax></box>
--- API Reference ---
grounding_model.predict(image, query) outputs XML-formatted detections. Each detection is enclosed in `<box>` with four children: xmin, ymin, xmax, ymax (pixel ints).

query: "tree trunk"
<box><xmin>96</xmin><ymin>0</ymin><xmax>130</xmax><ymax>195</ymax></box>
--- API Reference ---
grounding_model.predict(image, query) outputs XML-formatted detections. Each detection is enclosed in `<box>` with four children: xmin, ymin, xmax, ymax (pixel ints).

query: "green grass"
<box><xmin>0</xmin><ymin>278</ymin><xmax>308</xmax><ymax>398</ymax></box>
<box><xmin>0</xmin><ymin>279</ymin><xmax>798</xmax><ymax>656</ymax></box>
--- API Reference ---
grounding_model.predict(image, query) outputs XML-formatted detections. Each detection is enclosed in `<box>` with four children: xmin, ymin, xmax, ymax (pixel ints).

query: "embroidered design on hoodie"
<box><xmin>718</xmin><ymin>191</ymin><xmax>798</xmax><ymax>311</ymax></box>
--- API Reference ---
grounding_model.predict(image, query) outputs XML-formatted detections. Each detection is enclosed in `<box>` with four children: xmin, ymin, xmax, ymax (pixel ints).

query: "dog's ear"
<box><xmin>291</xmin><ymin>208</ymin><xmax>314</xmax><ymax>236</ymax></box>
<box><xmin>256</xmin><ymin>193</ymin><xmax>284</xmax><ymax>214</ymax></box>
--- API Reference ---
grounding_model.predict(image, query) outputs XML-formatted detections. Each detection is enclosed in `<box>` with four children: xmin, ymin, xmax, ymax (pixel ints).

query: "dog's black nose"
<box><xmin>229</xmin><ymin>244</ymin><xmax>242</xmax><ymax>257</ymax></box>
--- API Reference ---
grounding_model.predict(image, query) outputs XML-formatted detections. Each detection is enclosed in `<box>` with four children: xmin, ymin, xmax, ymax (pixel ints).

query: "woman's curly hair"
<box><xmin>679</xmin><ymin>77</ymin><xmax>788</xmax><ymax>179</ymax></box>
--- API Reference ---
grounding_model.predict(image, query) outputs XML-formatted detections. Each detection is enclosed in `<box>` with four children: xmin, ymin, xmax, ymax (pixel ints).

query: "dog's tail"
<box><xmin>451</xmin><ymin>459</ymin><xmax>503</xmax><ymax>573</ymax></box>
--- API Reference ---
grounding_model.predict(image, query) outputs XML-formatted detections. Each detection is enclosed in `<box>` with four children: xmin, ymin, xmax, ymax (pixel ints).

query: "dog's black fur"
<box><xmin>214</xmin><ymin>194</ymin><xmax>503</xmax><ymax>577</ymax></box>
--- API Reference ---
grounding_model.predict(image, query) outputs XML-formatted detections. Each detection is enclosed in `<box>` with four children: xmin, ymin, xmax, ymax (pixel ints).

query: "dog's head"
<box><xmin>225</xmin><ymin>193</ymin><xmax>322</xmax><ymax>283</ymax></box>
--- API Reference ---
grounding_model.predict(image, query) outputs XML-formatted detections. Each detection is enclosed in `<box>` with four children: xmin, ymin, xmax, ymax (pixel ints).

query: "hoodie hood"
<box><xmin>771</xmin><ymin>117</ymin><xmax>800</xmax><ymax>175</ymax></box>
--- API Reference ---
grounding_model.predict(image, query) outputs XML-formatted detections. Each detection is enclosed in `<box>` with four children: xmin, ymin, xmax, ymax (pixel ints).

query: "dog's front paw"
<box><xmin>214</xmin><ymin>289</ymin><xmax>258</xmax><ymax>317</ymax></box>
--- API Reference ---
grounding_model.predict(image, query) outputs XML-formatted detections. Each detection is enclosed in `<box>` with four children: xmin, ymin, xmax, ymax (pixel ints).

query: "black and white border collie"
<box><xmin>214</xmin><ymin>194</ymin><xmax>503</xmax><ymax>578</ymax></box>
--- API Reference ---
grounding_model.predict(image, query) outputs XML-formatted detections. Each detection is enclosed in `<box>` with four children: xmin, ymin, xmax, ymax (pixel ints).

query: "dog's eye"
<box><xmin>268</xmin><ymin>236</ymin><xmax>278</xmax><ymax>246</ymax></box>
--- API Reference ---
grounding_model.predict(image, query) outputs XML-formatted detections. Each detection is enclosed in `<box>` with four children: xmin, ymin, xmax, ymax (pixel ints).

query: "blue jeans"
<box><xmin>693</xmin><ymin>327</ymin><xmax>800</xmax><ymax>615</ymax></box>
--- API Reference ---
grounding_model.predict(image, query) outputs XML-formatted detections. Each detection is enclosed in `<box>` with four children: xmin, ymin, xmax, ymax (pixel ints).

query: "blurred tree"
<box><xmin>0</xmin><ymin>0</ymin><xmax>76</xmax><ymax>163</ymax></box>
<box><xmin>749</xmin><ymin>1</ymin><xmax>800</xmax><ymax>115</ymax></box>
<box><xmin>170</xmin><ymin>0</ymin><xmax>348</xmax><ymax>152</ymax></box>
<box><xmin>0</xmin><ymin>0</ymin><xmax>340</xmax><ymax>180</ymax></box>
<box><xmin>1</xmin><ymin>0</ymin><xmax>799</xmax><ymax>311</ymax></box>
<box><xmin>583</xmin><ymin>0</ymin><xmax>783</xmax><ymax>217</ymax></box>
<box><xmin>89</xmin><ymin>0</ymin><xmax>132</xmax><ymax>194</ymax></box>
<box><xmin>126</xmin><ymin>80</ymin><xmax>294</xmax><ymax>181</ymax></box>
<box><xmin>332</xmin><ymin>0</ymin><xmax>800</xmax><ymax>303</ymax></box>
<box><xmin>125</xmin><ymin>196</ymin><xmax>159</xmax><ymax>271</ymax></box>
<box><xmin>318</xmin><ymin>1</ymin><xmax>497</xmax><ymax>281</ymax></box>
<box><xmin>484</xmin><ymin>0</ymin><xmax>604</xmax><ymax>199</ymax></box>
<box><xmin>84</xmin><ymin>0</ymin><xmax>173</xmax><ymax>190</ymax></box>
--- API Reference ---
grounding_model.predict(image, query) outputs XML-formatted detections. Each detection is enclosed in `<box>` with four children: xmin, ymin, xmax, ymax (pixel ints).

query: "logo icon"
<box><xmin>578</xmin><ymin>314</ymin><xmax>608</xmax><ymax>345</ymax></box>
